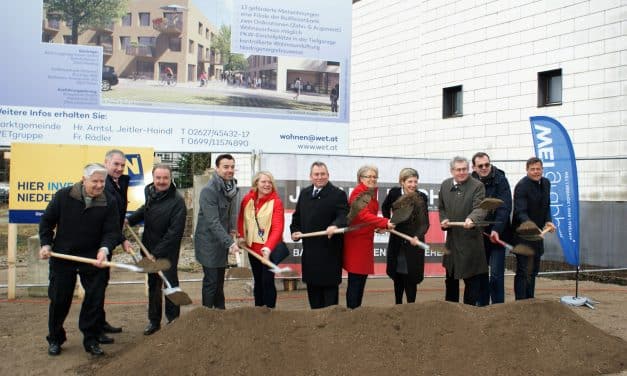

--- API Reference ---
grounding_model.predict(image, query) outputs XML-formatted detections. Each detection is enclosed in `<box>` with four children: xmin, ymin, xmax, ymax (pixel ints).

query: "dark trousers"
<box><xmin>96</xmin><ymin>254</ymin><xmax>113</xmax><ymax>332</ymax></box>
<box><xmin>393</xmin><ymin>273</ymin><xmax>417</xmax><ymax>304</ymax></box>
<box><xmin>201</xmin><ymin>266</ymin><xmax>226</xmax><ymax>309</ymax></box>
<box><xmin>477</xmin><ymin>243</ymin><xmax>506</xmax><ymax>306</ymax></box>
<box><xmin>445</xmin><ymin>273</ymin><xmax>482</xmax><ymax>305</ymax></box>
<box><xmin>248</xmin><ymin>254</ymin><xmax>277</xmax><ymax>308</ymax></box>
<box><xmin>514</xmin><ymin>253</ymin><xmax>542</xmax><ymax>300</ymax></box>
<box><xmin>47</xmin><ymin>265</ymin><xmax>106</xmax><ymax>349</ymax></box>
<box><xmin>306</xmin><ymin>284</ymin><xmax>339</xmax><ymax>309</ymax></box>
<box><xmin>148</xmin><ymin>266</ymin><xmax>180</xmax><ymax>324</ymax></box>
<box><xmin>346</xmin><ymin>273</ymin><xmax>368</xmax><ymax>309</ymax></box>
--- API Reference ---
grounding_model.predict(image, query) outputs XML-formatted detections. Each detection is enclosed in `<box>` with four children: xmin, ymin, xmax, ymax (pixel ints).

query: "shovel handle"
<box><xmin>240</xmin><ymin>244</ymin><xmax>281</xmax><ymax>271</ymax></box>
<box><xmin>50</xmin><ymin>252</ymin><xmax>115</xmax><ymax>268</ymax></box>
<box><xmin>125</xmin><ymin>224</ymin><xmax>156</xmax><ymax>261</ymax></box>
<box><xmin>388</xmin><ymin>229</ymin><xmax>430</xmax><ymax>251</ymax></box>
<box><xmin>482</xmin><ymin>232</ymin><xmax>513</xmax><ymax>251</ymax></box>
<box><xmin>298</xmin><ymin>227</ymin><xmax>346</xmax><ymax>239</ymax></box>
<box><xmin>126</xmin><ymin>224</ymin><xmax>172</xmax><ymax>287</ymax></box>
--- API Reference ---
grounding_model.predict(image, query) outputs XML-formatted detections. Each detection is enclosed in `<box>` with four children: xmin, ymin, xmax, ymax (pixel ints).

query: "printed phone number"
<box><xmin>181</xmin><ymin>128</ymin><xmax>250</xmax><ymax>138</ymax></box>
<box><xmin>180</xmin><ymin>137</ymin><xmax>249</xmax><ymax>147</ymax></box>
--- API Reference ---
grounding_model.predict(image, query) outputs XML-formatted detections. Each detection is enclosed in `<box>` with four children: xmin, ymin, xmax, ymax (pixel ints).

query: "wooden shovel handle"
<box><xmin>388</xmin><ymin>229</ymin><xmax>429</xmax><ymax>250</ymax></box>
<box><xmin>50</xmin><ymin>252</ymin><xmax>114</xmax><ymax>268</ymax></box>
<box><xmin>240</xmin><ymin>244</ymin><xmax>280</xmax><ymax>270</ymax></box>
<box><xmin>298</xmin><ymin>229</ymin><xmax>331</xmax><ymax>238</ymax></box>
<box><xmin>125</xmin><ymin>224</ymin><xmax>156</xmax><ymax>261</ymax></box>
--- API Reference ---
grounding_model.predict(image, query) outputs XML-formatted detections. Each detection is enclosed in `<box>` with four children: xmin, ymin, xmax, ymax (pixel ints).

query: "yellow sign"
<box><xmin>9</xmin><ymin>143</ymin><xmax>154</xmax><ymax>223</ymax></box>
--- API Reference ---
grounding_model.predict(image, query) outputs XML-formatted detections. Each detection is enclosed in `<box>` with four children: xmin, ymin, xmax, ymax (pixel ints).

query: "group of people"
<box><xmin>38</xmin><ymin>151</ymin><xmax>554</xmax><ymax>357</ymax></box>
<box><xmin>39</xmin><ymin>150</ymin><xmax>186</xmax><ymax>356</ymax></box>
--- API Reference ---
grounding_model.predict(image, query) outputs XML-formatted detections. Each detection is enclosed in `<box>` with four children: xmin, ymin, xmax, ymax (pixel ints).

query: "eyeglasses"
<box><xmin>476</xmin><ymin>163</ymin><xmax>491</xmax><ymax>169</ymax></box>
<box><xmin>361</xmin><ymin>175</ymin><xmax>378</xmax><ymax>179</ymax></box>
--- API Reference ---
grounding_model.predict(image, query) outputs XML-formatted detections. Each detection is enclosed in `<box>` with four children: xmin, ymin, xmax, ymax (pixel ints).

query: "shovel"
<box><xmin>240</xmin><ymin>244</ymin><xmax>292</xmax><ymax>274</ymax></box>
<box><xmin>225</xmin><ymin>235</ymin><xmax>254</xmax><ymax>279</ymax></box>
<box><xmin>446</xmin><ymin>220</ymin><xmax>500</xmax><ymax>227</ymax></box>
<box><xmin>478</xmin><ymin>198</ymin><xmax>504</xmax><ymax>211</ymax></box>
<box><xmin>482</xmin><ymin>232</ymin><xmax>535</xmax><ymax>256</ymax></box>
<box><xmin>125</xmin><ymin>225</ymin><xmax>193</xmax><ymax>306</ymax></box>
<box><xmin>297</xmin><ymin>221</ymin><xmax>378</xmax><ymax>239</ymax></box>
<box><xmin>50</xmin><ymin>252</ymin><xmax>169</xmax><ymax>273</ymax></box>
<box><xmin>387</xmin><ymin>229</ymin><xmax>431</xmax><ymax>251</ymax></box>
<box><xmin>516</xmin><ymin>221</ymin><xmax>554</xmax><ymax>241</ymax></box>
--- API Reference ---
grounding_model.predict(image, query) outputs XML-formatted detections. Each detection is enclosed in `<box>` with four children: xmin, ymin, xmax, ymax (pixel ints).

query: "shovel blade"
<box><xmin>478</xmin><ymin>198</ymin><xmax>504</xmax><ymax>211</ymax></box>
<box><xmin>163</xmin><ymin>287</ymin><xmax>193</xmax><ymax>306</ymax></box>
<box><xmin>270</xmin><ymin>266</ymin><xmax>292</xmax><ymax>274</ymax></box>
<box><xmin>142</xmin><ymin>258</ymin><xmax>171</xmax><ymax>273</ymax></box>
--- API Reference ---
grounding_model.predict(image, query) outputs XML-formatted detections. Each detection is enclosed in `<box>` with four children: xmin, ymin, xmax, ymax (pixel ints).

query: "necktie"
<box><xmin>313</xmin><ymin>188</ymin><xmax>320</xmax><ymax>198</ymax></box>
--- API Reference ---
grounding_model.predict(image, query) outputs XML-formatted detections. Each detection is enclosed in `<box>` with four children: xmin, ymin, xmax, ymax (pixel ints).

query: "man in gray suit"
<box><xmin>194</xmin><ymin>154</ymin><xmax>241</xmax><ymax>309</ymax></box>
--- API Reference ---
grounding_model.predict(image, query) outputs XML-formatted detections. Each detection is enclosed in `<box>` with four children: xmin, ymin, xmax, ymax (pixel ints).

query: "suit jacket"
<box><xmin>290</xmin><ymin>183</ymin><xmax>348</xmax><ymax>286</ymax></box>
<box><xmin>438</xmin><ymin>177</ymin><xmax>488</xmax><ymax>279</ymax></box>
<box><xmin>382</xmin><ymin>187</ymin><xmax>429</xmax><ymax>284</ymax></box>
<box><xmin>194</xmin><ymin>172</ymin><xmax>240</xmax><ymax>268</ymax></box>
<box><xmin>512</xmin><ymin>176</ymin><xmax>551</xmax><ymax>254</ymax></box>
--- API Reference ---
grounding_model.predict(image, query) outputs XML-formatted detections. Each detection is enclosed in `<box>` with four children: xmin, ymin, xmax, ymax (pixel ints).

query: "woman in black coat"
<box><xmin>382</xmin><ymin>168</ymin><xmax>429</xmax><ymax>304</ymax></box>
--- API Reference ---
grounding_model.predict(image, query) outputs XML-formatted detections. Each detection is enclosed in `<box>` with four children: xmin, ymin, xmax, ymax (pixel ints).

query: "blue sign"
<box><xmin>529</xmin><ymin>116</ymin><xmax>580</xmax><ymax>266</ymax></box>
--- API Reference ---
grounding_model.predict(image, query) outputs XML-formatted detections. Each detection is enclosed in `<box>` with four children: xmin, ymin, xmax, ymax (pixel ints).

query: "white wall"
<box><xmin>351</xmin><ymin>0</ymin><xmax>627</xmax><ymax>201</ymax></box>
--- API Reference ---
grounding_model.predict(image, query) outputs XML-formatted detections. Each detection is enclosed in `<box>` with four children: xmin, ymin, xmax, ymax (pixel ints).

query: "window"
<box><xmin>122</xmin><ymin>13</ymin><xmax>132</xmax><ymax>26</ymax></box>
<box><xmin>139</xmin><ymin>12</ymin><xmax>150</xmax><ymax>26</ymax></box>
<box><xmin>119</xmin><ymin>36</ymin><xmax>130</xmax><ymax>50</ymax></box>
<box><xmin>169</xmin><ymin>37</ymin><xmax>181</xmax><ymax>51</ymax></box>
<box><xmin>63</xmin><ymin>35</ymin><xmax>72</xmax><ymax>44</ymax></box>
<box><xmin>198</xmin><ymin>22</ymin><xmax>203</xmax><ymax>34</ymax></box>
<box><xmin>188</xmin><ymin>39</ymin><xmax>194</xmax><ymax>53</ymax></box>
<box><xmin>538</xmin><ymin>69</ymin><xmax>562</xmax><ymax>107</ymax></box>
<box><xmin>443</xmin><ymin>85</ymin><xmax>463</xmax><ymax>118</ymax></box>
<box><xmin>138</xmin><ymin>36</ymin><xmax>156</xmax><ymax>46</ymax></box>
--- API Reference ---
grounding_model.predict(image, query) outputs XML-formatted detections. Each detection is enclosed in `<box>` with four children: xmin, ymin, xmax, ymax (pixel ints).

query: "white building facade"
<box><xmin>350</xmin><ymin>0</ymin><xmax>626</xmax><ymax>266</ymax></box>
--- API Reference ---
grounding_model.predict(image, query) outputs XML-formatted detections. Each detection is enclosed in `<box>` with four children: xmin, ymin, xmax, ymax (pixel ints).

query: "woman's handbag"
<box><xmin>269</xmin><ymin>242</ymin><xmax>290</xmax><ymax>264</ymax></box>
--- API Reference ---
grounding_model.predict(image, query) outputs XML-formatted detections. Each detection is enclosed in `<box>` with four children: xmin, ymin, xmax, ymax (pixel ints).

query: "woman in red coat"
<box><xmin>237</xmin><ymin>171</ymin><xmax>285</xmax><ymax>308</ymax></box>
<box><xmin>343</xmin><ymin>165</ymin><xmax>394</xmax><ymax>309</ymax></box>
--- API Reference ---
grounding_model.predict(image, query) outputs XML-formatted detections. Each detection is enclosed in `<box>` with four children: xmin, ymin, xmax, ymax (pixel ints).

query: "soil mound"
<box><xmin>88</xmin><ymin>300</ymin><xmax>627</xmax><ymax>376</ymax></box>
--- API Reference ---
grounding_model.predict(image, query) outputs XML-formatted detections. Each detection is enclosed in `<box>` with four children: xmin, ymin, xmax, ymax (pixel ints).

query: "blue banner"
<box><xmin>529</xmin><ymin>116</ymin><xmax>580</xmax><ymax>266</ymax></box>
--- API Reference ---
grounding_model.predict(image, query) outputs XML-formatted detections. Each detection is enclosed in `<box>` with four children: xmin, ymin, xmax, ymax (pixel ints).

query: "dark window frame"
<box><xmin>538</xmin><ymin>69</ymin><xmax>562</xmax><ymax>107</ymax></box>
<box><xmin>443</xmin><ymin>85</ymin><xmax>463</xmax><ymax>118</ymax></box>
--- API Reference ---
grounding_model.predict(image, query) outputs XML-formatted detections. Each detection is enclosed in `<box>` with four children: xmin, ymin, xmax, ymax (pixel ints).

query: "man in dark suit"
<box><xmin>39</xmin><ymin>163</ymin><xmax>120</xmax><ymax>356</ymax></box>
<box><xmin>97</xmin><ymin>149</ymin><xmax>132</xmax><ymax>340</ymax></box>
<box><xmin>291</xmin><ymin>161</ymin><xmax>348</xmax><ymax>309</ymax></box>
<box><xmin>512</xmin><ymin>157</ymin><xmax>555</xmax><ymax>300</ymax></box>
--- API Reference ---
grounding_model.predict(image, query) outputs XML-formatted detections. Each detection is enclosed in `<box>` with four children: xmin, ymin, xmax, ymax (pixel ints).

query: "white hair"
<box><xmin>83</xmin><ymin>163</ymin><xmax>107</xmax><ymax>178</ymax></box>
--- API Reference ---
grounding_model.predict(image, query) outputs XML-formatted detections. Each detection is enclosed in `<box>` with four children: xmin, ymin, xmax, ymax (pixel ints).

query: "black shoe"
<box><xmin>143</xmin><ymin>322</ymin><xmax>160</xmax><ymax>336</ymax></box>
<box><xmin>85</xmin><ymin>343</ymin><xmax>105</xmax><ymax>356</ymax></box>
<box><xmin>97</xmin><ymin>333</ymin><xmax>114</xmax><ymax>344</ymax></box>
<box><xmin>102</xmin><ymin>322</ymin><xmax>122</xmax><ymax>333</ymax></box>
<box><xmin>48</xmin><ymin>343</ymin><xmax>61</xmax><ymax>356</ymax></box>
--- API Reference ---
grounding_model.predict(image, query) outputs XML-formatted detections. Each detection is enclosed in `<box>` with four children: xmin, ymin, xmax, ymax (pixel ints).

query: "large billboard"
<box><xmin>0</xmin><ymin>1</ymin><xmax>351</xmax><ymax>153</ymax></box>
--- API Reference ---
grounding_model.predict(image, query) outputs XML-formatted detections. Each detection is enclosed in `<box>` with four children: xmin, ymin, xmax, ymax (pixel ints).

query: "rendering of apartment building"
<box><xmin>247</xmin><ymin>55</ymin><xmax>340</xmax><ymax>94</ymax></box>
<box><xmin>41</xmin><ymin>0</ymin><xmax>222</xmax><ymax>83</ymax></box>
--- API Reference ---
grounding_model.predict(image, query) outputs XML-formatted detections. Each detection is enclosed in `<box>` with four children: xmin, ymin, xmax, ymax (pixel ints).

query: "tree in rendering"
<box><xmin>44</xmin><ymin>0</ymin><xmax>128</xmax><ymax>44</ymax></box>
<box><xmin>212</xmin><ymin>25</ymin><xmax>248</xmax><ymax>72</ymax></box>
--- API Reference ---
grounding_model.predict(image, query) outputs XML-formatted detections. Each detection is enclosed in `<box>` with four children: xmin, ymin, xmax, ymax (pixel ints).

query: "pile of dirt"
<box><xmin>86</xmin><ymin>300</ymin><xmax>626</xmax><ymax>376</ymax></box>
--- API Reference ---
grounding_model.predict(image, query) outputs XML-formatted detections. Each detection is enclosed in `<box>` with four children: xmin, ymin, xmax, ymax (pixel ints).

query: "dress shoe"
<box><xmin>143</xmin><ymin>322</ymin><xmax>160</xmax><ymax>336</ymax></box>
<box><xmin>102</xmin><ymin>322</ymin><xmax>122</xmax><ymax>333</ymax></box>
<box><xmin>48</xmin><ymin>342</ymin><xmax>61</xmax><ymax>356</ymax></box>
<box><xmin>85</xmin><ymin>343</ymin><xmax>105</xmax><ymax>356</ymax></box>
<box><xmin>97</xmin><ymin>333</ymin><xmax>114</xmax><ymax>344</ymax></box>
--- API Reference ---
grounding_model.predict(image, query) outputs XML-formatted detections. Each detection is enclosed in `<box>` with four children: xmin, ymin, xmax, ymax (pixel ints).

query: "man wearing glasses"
<box><xmin>438</xmin><ymin>156</ymin><xmax>487</xmax><ymax>305</ymax></box>
<box><xmin>471</xmin><ymin>152</ymin><xmax>512</xmax><ymax>305</ymax></box>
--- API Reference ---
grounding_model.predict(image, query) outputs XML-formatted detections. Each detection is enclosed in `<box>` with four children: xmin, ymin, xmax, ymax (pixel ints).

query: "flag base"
<box><xmin>561</xmin><ymin>296</ymin><xmax>595</xmax><ymax>309</ymax></box>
